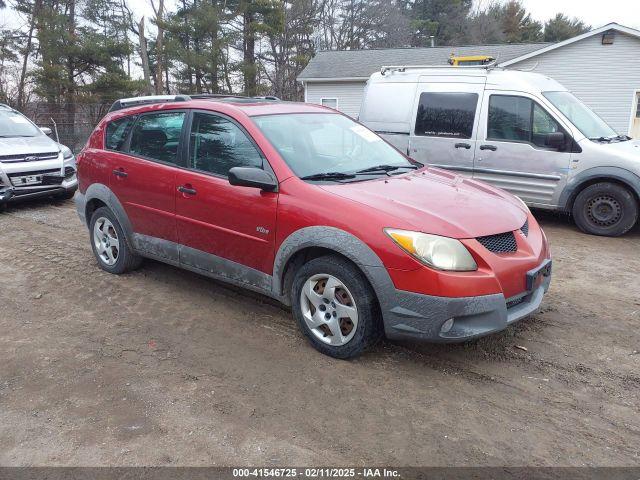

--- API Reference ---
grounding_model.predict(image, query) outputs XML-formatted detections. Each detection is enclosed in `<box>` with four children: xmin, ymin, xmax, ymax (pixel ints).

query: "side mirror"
<box><xmin>228</xmin><ymin>167</ymin><xmax>278</xmax><ymax>192</ymax></box>
<box><xmin>545</xmin><ymin>132</ymin><xmax>566</xmax><ymax>150</ymax></box>
<box><xmin>39</xmin><ymin>127</ymin><xmax>52</xmax><ymax>136</ymax></box>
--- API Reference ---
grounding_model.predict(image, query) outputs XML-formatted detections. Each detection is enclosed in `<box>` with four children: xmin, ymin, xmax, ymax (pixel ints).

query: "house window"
<box><xmin>321</xmin><ymin>98</ymin><xmax>338</xmax><ymax>109</ymax></box>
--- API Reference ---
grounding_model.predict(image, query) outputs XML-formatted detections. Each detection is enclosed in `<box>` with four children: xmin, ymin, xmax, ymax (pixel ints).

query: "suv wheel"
<box><xmin>291</xmin><ymin>255</ymin><xmax>382</xmax><ymax>359</ymax></box>
<box><xmin>89</xmin><ymin>207</ymin><xmax>142</xmax><ymax>274</ymax></box>
<box><xmin>572</xmin><ymin>182</ymin><xmax>638</xmax><ymax>237</ymax></box>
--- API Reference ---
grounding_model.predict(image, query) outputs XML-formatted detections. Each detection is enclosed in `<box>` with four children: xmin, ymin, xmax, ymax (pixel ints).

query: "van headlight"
<box><xmin>385</xmin><ymin>229</ymin><xmax>478</xmax><ymax>271</ymax></box>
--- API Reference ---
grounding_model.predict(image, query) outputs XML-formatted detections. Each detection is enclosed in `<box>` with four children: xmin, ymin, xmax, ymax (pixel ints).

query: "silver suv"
<box><xmin>0</xmin><ymin>104</ymin><xmax>77</xmax><ymax>208</ymax></box>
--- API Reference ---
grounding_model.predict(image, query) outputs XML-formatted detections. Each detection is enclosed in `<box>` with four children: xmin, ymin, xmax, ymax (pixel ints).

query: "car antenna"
<box><xmin>50</xmin><ymin>117</ymin><xmax>60</xmax><ymax>144</ymax></box>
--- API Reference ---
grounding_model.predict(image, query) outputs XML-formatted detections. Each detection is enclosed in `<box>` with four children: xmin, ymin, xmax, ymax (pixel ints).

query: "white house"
<box><xmin>298</xmin><ymin>23</ymin><xmax>640</xmax><ymax>138</ymax></box>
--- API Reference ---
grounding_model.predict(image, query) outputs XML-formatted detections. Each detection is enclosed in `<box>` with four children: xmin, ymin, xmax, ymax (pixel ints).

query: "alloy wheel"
<box><xmin>300</xmin><ymin>273</ymin><xmax>359</xmax><ymax>346</ymax></box>
<box><xmin>93</xmin><ymin>217</ymin><xmax>120</xmax><ymax>266</ymax></box>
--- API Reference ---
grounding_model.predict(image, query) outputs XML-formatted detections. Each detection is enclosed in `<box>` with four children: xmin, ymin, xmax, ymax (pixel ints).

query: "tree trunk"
<box><xmin>17</xmin><ymin>0</ymin><xmax>42</xmax><ymax>110</ymax></box>
<box><xmin>138</xmin><ymin>17</ymin><xmax>153</xmax><ymax>95</ymax></box>
<box><xmin>154</xmin><ymin>0</ymin><xmax>165</xmax><ymax>94</ymax></box>
<box><xmin>243</xmin><ymin>8</ymin><xmax>256</xmax><ymax>96</ymax></box>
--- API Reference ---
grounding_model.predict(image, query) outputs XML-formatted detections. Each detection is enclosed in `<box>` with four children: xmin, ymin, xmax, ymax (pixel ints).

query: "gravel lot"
<box><xmin>0</xmin><ymin>198</ymin><xmax>639</xmax><ymax>467</ymax></box>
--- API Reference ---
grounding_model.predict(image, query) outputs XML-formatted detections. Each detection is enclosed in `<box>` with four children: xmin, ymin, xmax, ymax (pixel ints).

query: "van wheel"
<box><xmin>89</xmin><ymin>206</ymin><xmax>143</xmax><ymax>274</ymax></box>
<box><xmin>291</xmin><ymin>255</ymin><xmax>382</xmax><ymax>359</ymax></box>
<box><xmin>572</xmin><ymin>182</ymin><xmax>638</xmax><ymax>236</ymax></box>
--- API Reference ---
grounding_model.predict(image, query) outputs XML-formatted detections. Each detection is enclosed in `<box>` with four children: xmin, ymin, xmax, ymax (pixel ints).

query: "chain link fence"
<box><xmin>21</xmin><ymin>102</ymin><xmax>112</xmax><ymax>152</ymax></box>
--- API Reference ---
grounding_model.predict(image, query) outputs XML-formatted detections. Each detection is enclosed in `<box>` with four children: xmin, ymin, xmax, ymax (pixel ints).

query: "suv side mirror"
<box><xmin>545</xmin><ymin>132</ymin><xmax>566</xmax><ymax>150</ymax></box>
<box><xmin>40</xmin><ymin>126</ymin><xmax>52</xmax><ymax>136</ymax></box>
<box><xmin>228</xmin><ymin>167</ymin><xmax>278</xmax><ymax>192</ymax></box>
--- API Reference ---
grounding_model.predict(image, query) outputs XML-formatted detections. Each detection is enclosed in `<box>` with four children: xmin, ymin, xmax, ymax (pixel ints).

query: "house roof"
<box><xmin>298</xmin><ymin>43</ymin><xmax>549</xmax><ymax>81</ymax></box>
<box><xmin>500</xmin><ymin>22</ymin><xmax>640</xmax><ymax>67</ymax></box>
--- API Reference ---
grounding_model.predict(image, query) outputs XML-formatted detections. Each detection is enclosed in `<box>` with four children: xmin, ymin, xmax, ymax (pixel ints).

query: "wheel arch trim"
<box><xmin>76</xmin><ymin>183</ymin><xmax>134</xmax><ymax>242</ymax></box>
<box><xmin>272</xmin><ymin>226</ymin><xmax>397</xmax><ymax>312</ymax></box>
<box><xmin>561</xmin><ymin>167</ymin><xmax>640</xmax><ymax>211</ymax></box>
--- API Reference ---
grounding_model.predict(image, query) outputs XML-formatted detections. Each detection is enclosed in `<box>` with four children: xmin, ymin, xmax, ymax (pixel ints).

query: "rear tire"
<box><xmin>291</xmin><ymin>255</ymin><xmax>382</xmax><ymax>359</ymax></box>
<box><xmin>89</xmin><ymin>206</ymin><xmax>143</xmax><ymax>274</ymax></box>
<box><xmin>572</xmin><ymin>182</ymin><xmax>638</xmax><ymax>237</ymax></box>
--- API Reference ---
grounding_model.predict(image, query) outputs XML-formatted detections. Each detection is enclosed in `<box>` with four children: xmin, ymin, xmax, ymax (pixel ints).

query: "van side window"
<box><xmin>189</xmin><ymin>112</ymin><xmax>263</xmax><ymax>177</ymax></box>
<box><xmin>129</xmin><ymin>111</ymin><xmax>186</xmax><ymax>164</ymax></box>
<box><xmin>105</xmin><ymin>116</ymin><xmax>135</xmax><ymax>151</ymax></box>
<box><xmin>414</xmin><ymin>92</ymin><xmax>478</xmax><ymax>139</ymax></box>
<box><xmin>488</xmin><ymin>95</ymin><xmax>562</xmax><ymax>148</ymax></box>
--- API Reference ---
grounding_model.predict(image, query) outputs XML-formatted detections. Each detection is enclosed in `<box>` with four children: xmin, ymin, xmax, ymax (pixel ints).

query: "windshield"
<box><xmin>0</xmin><ymin>109</ymin><xmax>43</xmax><ymax>138</ymax></box>
<box><xmin>252</xmin><ymin>113</ymin><xmax>415</xmax><ymax>179</ymax></box>
<box><xmin>543</xmin><ymin>91</ymin><xmax>617</xmax><ymax>140</ymax></box>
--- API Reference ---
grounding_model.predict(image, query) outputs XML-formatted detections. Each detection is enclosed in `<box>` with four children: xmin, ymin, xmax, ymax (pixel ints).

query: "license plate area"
<box><xmin>13</xmin><ymin>174</ymin><xmax>43</xmax><ymax>186</ymax></box>
<box><xmin>526</xmin><ymin>259</ymin><xmax>552</xmax><ymax>291</ymax></box>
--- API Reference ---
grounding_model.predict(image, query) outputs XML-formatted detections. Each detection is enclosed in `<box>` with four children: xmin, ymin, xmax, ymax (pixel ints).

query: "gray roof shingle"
<box><xmin>298</xmin><ymin>43</ymin><xmax>550</xmax><ymax>80</ymax></box>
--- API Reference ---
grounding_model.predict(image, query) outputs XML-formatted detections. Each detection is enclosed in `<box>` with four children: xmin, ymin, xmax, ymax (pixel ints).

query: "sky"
<box><xmin>1</xmin><ymin>0</ymin><xmax>639</xmax><ymax>32</ymax></box>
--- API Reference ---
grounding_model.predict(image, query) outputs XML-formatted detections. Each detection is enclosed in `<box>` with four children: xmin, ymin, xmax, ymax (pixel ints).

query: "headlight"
<box><xmin>385</xmin><ymin>229</ymin><xmax>478</xmax><ymax>271</ymax></box>
<box><xmin>60</xmin><ymin>145</ymin><xmax>74</xmax><ymax>160</ymax></box>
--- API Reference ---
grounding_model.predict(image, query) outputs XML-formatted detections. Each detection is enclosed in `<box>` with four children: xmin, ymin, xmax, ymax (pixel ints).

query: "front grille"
<box><xmin>521</xmin><ymin>220</ymin><xmax>529</xmax><ymax>237</ymax></box>
<box><xmin>8</xmin><ymin>169</ymin><xmax>62</xmax><ymax>187</ymax></box>
<box><xmin>477</xmin><ymin>231</ymin><xmax>517</xmax><ymax>254</ymax></box>
<box><xmin>0</xmin><ymin>152</ymin><xmax>59</xmax><ymax>163</ymax></box>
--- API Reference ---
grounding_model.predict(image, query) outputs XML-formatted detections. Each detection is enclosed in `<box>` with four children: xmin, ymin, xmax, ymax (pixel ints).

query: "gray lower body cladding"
<box><xmin>384</xmin><ymin>275</ymin><xmax>551</xmax><ymax>342</ymax></box>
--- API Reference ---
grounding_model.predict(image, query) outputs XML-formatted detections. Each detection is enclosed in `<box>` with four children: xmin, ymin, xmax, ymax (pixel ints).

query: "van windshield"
<box><xmin>0</xmin><ymin>109</ymin><xmax>43</xmax><ymax>138</ymax></box>
<box><xmin>252</xmin><ymin>113</ymin><xmax>416</xmax><ymax>180</ymax></box>
<box><xmin>543</xmin><ymin>91</ymin><xmax>618</xmax><ymax>140</ymax></box>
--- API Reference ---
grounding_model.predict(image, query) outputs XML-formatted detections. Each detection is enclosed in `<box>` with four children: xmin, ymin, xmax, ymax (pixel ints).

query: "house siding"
<box><xmin>508</xmin><ymin>32</ymin><xmax>640</xmax><ymax>135</ymax></box>
<box><xmin>304</xmin><ymin>81</ymin><xmax>367</xmax><ymax>118</ymax></box>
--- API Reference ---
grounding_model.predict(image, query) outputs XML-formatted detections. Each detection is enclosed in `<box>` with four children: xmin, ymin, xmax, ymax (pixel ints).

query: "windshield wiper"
<box><xmin>300</xmin><ymin>172</ymin><xmax>356</xmax><ymax>181</ymax></box>
<box><xmin>589</xmin><ymin>136</ymin><xmax>612</xmax><ymax>143</ymax></box>
<box><xmin>355</xmin><ymin>164</ymin><xmax>418</xmax><ymax>174</ymax></box>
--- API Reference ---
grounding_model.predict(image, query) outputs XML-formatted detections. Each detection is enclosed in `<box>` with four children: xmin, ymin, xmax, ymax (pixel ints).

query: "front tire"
<box><xmin>572</xmin><ymin>182</ymin><xmax>638</xmax><ymax>237</ymax></box>
<box><xmin>56</xmin><ymin>188</ymin><xmax>77</xmax><ymax>201</ymax></box>
<box><xmin>89</xmin><ymin>206</ymin><xmax>142</xmax><ymax>274</ymax></box>
<box><xmin>291</xmin><ymin>255</ymin><xmax>382</xmax><ymax>359</ymax></box>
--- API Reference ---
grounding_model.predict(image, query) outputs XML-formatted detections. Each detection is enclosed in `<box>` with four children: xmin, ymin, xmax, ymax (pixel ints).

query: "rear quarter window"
<box><xmin>105</xmin><ymin>116</ymin><xmax>135</xmax><ymax>151</ymax></box>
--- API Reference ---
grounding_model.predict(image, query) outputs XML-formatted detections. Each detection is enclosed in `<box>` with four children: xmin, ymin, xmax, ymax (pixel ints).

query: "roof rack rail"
<box><xmin>108</xmin><ymin>95</ymin><xmax>191</xmax><ymax>113</ymax></box>
<box><xmin>108</xmin><ymin>93</ymin><xmax>281</xmax><ymax>113</ymax></box>
<box><xmin>380</xmin><ymin>63</ymin><xmax>500</xmax><ymax>75</ymax></box>
<box><xmin>0</xmin><ymin>103</ymin><xmax>12</xmax><ymax>110</ymax></box>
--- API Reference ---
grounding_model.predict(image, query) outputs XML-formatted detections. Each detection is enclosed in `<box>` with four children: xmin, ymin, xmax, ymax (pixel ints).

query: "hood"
<box><xmin>320</xmin><ymin>168</ymin><xmax>528</xmax><ymax>239</ymax></box>
<box><xmin>596</xmin><ymin>138</ymin><xmax>640</xmax><ymax>162</ymax></box>
<box><xmin>0</xmin><ymin>135</ymin><xmax>60</xmax><ymax>156</ymax></box>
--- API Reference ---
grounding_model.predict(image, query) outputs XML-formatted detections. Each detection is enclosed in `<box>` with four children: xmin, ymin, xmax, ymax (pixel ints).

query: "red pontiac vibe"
<box><xmin>75</xmin><ymin>95</ymin><xmax>552</xmax><ymax>359</ymax></box>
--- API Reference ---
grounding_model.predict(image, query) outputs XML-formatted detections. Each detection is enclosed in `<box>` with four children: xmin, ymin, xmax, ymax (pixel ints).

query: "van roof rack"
<box><xmin>380</xmin><ymin>63</ymin><xmax>500</xmax><ymax>75</ymax></box>
<box><xmin>108</xmin><ymin>94</ymin><xmax>281</xmax><ymax>113</ymax></box>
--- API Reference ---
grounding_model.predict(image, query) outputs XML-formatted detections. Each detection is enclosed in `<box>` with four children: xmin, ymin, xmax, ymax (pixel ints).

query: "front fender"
<box><xmin>561</xmin><ymin>167</ymin><xmax>640</xmax><ymax>211</ymax></box>
<box><xmin>272</xmin><ymin>226</ymin><xmax>398</xmax><ymax>312</ymax></box>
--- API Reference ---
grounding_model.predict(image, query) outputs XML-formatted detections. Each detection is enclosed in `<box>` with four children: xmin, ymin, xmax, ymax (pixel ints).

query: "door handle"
<box><xmin>112</xmin><ymin>168</ymin><xmax>128</xmax><ymax>178</ymax></box>
<box><xmin>178</xmin><ymin>185</ymin><xmax>197</xmax><ymax>195</ymax></box>
<box><xmin>455</xmin><ymin>143</ymin><xmax>471</xmax><ymax>149</ymax></box>
<box><xmin>479</xmin><ymin>144</ymin><xmax>497</xmax><ymax>151</ymax></box>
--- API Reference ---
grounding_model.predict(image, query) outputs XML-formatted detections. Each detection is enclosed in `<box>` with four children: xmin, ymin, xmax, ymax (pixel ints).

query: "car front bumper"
<box><xmin>383</xmin><ymin>259</ymin><xmax>552</xmax><ymax>342</ymax></box>
<box><xmin>0</xmin><ymin>176</ymin><xmax>77</xmax><ymax>204</ymax></box>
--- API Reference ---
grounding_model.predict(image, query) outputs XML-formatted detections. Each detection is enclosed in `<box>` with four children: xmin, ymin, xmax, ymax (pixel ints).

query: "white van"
<box><xmin>358</xmin><ymin>67</ymin><xmax>640</xmax><ymax>236</ymax></box>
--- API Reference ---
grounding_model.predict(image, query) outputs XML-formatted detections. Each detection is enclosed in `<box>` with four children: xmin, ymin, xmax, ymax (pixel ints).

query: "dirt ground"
<box><xmin>0</xmin><ymin>198</ymin><xmax>639</xmax><ymax>467</ymax></box>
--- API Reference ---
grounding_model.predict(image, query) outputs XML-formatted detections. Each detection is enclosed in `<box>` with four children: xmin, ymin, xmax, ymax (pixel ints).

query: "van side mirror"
<box><xmin>228</xmin><ymin>167</ymin><xmax>278</xmax><ymax>192</ymax></box>
<box><xmin>40</xmin><ymin>126</ymin><xmax>52</xmax><ymax>136</ymax></box>
<box><xmin>545</xmin><ymin>132</ymin><xmax>566</xmax><ymax>150</ymax></box>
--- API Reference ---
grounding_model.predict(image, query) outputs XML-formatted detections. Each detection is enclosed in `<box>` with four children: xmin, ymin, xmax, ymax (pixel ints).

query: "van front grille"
<box><xmin>477</xmin><ymin>231</ymin><xmax>517</xmax><ymax>254</ymax></box>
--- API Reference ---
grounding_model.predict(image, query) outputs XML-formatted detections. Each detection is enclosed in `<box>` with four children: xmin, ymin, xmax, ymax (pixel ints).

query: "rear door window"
<box><xmin>189</xmin><ymin>112</ymin><xmax>263</xmax><ymax>177</ymax></box>
<box><xmin>105</xmin><ymin>116</ymin><xmax>135</xmax><ymax>151</ymax></box>
<box><xmin>414</xmin><ymin>92</ymin><xmax>478</xmax><ymax>139</ymax></box>
<box><xmin>128</xmin><ymin>111</ymin><xmax>186</xmax><ymax>164</ymax></box>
